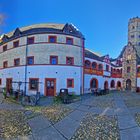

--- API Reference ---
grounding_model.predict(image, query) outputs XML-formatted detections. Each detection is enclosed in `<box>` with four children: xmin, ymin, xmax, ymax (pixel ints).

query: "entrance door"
<box><xmin>6</xmin><ymin>78</ymin><xmax>12</xmax><ymax>93</ymax></box>
<box><xmin>104</xmin><ymin>81</ymin><xmax>108</xmax><ymax>90</ymax></box>
<box><xmin>126</xmin><ymin>79</ymin><xmax>131</xmax><ymax>90</ymax></box>
<box><xmin>45</xmin><ymin>78</ymin><xmax>56</xmax><ymax>96</ymax></box>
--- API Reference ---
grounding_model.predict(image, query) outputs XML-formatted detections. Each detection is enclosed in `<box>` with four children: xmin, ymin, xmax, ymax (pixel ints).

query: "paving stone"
<box><xmin>28</xmin><ymin>115</ymin><xmax>51</xmax><ymax>133</ymax></box>
<box><xmin>77</xmin><ymin>104</ymin><xmax>90</xmax><ymax>112</ymax></box>
<box><xmin>88</xmin><ymin>107</ymin><xmax>103</xmax><ymax>114</ymax></box>
<box><xmin>115</xmin><ymin>107</ymin><xmax>130</xmax><ymax>116</ymax></box>
<box><xmin>120</xmin><ymin>127</ymin><xmax>140</xmax><ymax>140</ymax></box>
<box><xmin>54</xmin><ymin>116</ymin><xmax>80</xmax><ymax>139</ymax></box>
<box><xmin>33</xmin><ymin>126</ymin><xmax>66</xmax><ymax>140</ymax></box>
<box><xmin>68</xmin><ymin>110</ymin><xmax>87</xmax><ymax>122</ymax></box>
<box><xmin>118</xmin><ymin>115</ymin><xmax>138</xmax><ymax>130</ymax></box>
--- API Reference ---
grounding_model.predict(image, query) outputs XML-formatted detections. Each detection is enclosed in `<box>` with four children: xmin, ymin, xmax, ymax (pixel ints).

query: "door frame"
<box><xmin>44</xmin><ymin>78</ymin><xmax>56</xmax><ymax>96</ymax></box>
<box><xmin>126</xmin><ymin>79</ymin><xmax>131</xmax><ymax>90</ymax></box>
<box><xmin>6</xmin><ymin>78</ymin><xmax>13</xmax><ymax>92</ymax></box>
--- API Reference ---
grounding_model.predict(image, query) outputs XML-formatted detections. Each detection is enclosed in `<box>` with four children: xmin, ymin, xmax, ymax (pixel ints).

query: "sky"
<box><xmin>0</xmin><ymin>0</ymin><xmax>140</xmax><ymax>58</ymax></box>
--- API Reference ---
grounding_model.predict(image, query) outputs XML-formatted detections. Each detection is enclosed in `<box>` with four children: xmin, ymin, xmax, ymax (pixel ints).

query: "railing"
<box><xmin>84</xmin><ymin>68</ymin><xmax>103</xmax><ymax>76</ymax></box>
<box><xmin>111</xmin><ymin>73</ymin><xmax>122</xmax><ymax>78</ymax></box>
<box><xmin>137</xmin><ymin>73</ymin><xmax>140</xmax><ymax>78</ymax></box>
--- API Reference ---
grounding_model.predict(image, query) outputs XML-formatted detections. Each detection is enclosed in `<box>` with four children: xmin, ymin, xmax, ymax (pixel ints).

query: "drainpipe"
<box><xmin>24</xmin><ymin>37</ymin><xmax>28</xmax><ymax>95</ymax></box>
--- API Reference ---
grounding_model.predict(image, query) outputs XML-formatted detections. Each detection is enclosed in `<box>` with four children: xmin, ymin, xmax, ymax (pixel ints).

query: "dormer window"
<box><xmin>48</xmin><ymin>36</ymin><xmax>57</xmax><ymax>43</ymax></box>
<box><xmin>13</xmin><ymin>40</ymin><xmax>19</xmax><ymax>47</ymax></box>
<box><xmin>66</xmin><ymin>37</ymin><xmax>73</xmax><ymax>45</ymax></box>
<box><xmin>27</xmin><ymin>37</ymin><xmax>34</xmax><ymax>44</ymax></box>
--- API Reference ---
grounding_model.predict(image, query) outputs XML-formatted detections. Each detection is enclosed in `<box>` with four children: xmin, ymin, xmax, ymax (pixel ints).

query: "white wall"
<box><xmin>0</xmin><ymin>65</ymin><xmax>83</xmax><ymax>95</ymax></box>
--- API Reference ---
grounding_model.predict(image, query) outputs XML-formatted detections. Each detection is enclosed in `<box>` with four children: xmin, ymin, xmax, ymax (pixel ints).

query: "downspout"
<box><xmin>24</xmin><ymin>37</ymin><xmax>28</xmax><ymax>95</ymax></box>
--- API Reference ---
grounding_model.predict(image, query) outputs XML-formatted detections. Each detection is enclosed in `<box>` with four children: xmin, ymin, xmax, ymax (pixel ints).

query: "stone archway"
<box><xmin>126</xmin><ymin>79</ymin><xmax>131</xmax><ymax>90</ymax></box>
<box><xmin>117</xmin><ymin>81</ymin><xmax>121</xmax><ymax>90</ymax></box>
<box><xmin>104</xmin><ymin>81</ymin><xmax>109</xmax><ymax>90</ymax></box>
<box><xmin>90</xmin><ymin>78</ymin><xmax>98</xmax><ymax>89</ymax></box>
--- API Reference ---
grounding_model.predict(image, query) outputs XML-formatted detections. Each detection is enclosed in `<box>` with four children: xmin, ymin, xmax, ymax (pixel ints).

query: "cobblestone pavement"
<box><xmin>1</xmin><ymin>91</ymin><xmax>140</xmax><ymax>140</ymax></box>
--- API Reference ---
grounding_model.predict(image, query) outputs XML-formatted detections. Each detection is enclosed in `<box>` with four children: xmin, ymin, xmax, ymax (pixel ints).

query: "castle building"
<box><xmin>0</xmin><ymin>17</ymin><xmax>140</xmax><ymax>96</ymax></box>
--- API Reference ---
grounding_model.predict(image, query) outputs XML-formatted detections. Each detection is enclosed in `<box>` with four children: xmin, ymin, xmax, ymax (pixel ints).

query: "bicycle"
<box><xmin>18</xmin><ymin>90</ymin><xmax>40</xmax><ymax>106</ymax></box>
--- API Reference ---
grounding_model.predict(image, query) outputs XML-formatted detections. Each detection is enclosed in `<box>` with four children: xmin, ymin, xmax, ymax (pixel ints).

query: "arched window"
<box><xmin>92</xmin><ymin>62</ymin><xmax>97</xmax><ymax>69</ymax></box>
<box><xmin>85</xmin><ymin>60</ymin><xmax>91</xmax><ymax>68</ymax></box>
<box><xmin>98</xmin><ymin>64</ymin><xmax>103</xmax><ymax>71</ymax></box>
<box><xmin>137</xmin><ymin>67</ymin><xmax>140</xmax><ymax>73</ymax></box>
<box><xmin>90</xmin><ymin>78</ymin><xmax>98</xmax><ymax>88</ymax></box>
<box><xmin>117</xmin><ymin>81</ymin><xmax>121</xmax><ymax>88</ymax></box>
<box><xmin>117</xmin><ymin>69</ymin><xmax>120</xmax><ymax>73</ymax></box>
<box><xmin>113</xmin><ymin>69</ymin><xmax>116</xmax><ymax>73</ymax></box>
<box><xmin>110</xmin><ymin>80</ymin><xmax>115</xmax><ymax>88</ymax></box>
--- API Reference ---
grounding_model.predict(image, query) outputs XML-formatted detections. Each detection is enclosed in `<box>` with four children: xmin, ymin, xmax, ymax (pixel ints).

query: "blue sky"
<box><xmin>0</xmin><ymin>0</ymin><xmax>140</xmax><ymax>58</ymax></box>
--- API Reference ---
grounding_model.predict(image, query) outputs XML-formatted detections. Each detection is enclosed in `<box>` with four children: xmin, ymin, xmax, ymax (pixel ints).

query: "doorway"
<box><xmin>126</xmin><ymin>79</ymin><xmax>131</xmax><ymax>90</ymax></box>
<box><xmin>45</xmin><ymin>78</ymin><xmax>56</xmax><ymax>96</ymax></box>
<box><xmin>6</xmin><ymin>78</ymin><xmax>12</xmax><ymax>93</ymax></box>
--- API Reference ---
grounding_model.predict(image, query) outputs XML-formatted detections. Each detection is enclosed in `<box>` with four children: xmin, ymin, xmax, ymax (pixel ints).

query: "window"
<box><xmin>48</xmin><ymin>36</ymin><xmax>57</xmax><ymax>43</ymax></box>
<box><xmin>127</xmin><ymin>66</ymin><xmax>131</xmax><ymax>73</ymax></box>
<box><xmin>66</xmin><ymin>37</ymin><xmax>73</xmax><ymax>45</ymax></box>
<box><xmin>131</xmin><ymin>35</ymin><xmax>134</xmax><ymax>38</ymax></box>
<box><xmin>14</xmin><ymin>58</ymin><xmax>20</xmax><ymax>66</ymax></box>
<box><xmin>29</xmin><ymin>78</ymin><xmax>39</xmax><ymax>90</ymax></box>
<box><xmin>137</xmin><ymin>67</ymin><xmax>140</xmax><ymax>73</ymax></box>
<box><xmin>66</xmin><ymin>57</ymin><xmax>74</xmax><ymax>65</ymax></box>
<box><xmin>92</xmin><ymin>62</ymin><xmax>97</xmax><ymax>69</ymax></box>
<box><xmin>3</xmin><ymin>45</ymin><xmax>7</xmax><ymax>52</ymax></box>
<box><xmin>27</xmin><ymin>37</ymin><xmax>34</xmax><ymax>44</ymax></box>
<box><xmin>0</xmin><ymin>79</ymin><xmax>2</xmax><ymax>85</ymax></box>
<box><xmin>98</xmin><ymin>64</ymin><xmax>103</xmax><ymax>71</ymax></box>
<box><xmin>106</xmin><ymin>65</ymin><xmax>109</xmax><ymax>71</ymax></box>
<box><xmin>13</xmin><ymin>40</ymin><xmax>19</xmax><ymax>47</ymax></box>
<box><xmin>50</xmin><ymin>56</ymin><xmax>58</xmax><ymax>64</ymax></box>
<box><xmin>111</xmin><ymin>80</ymin><xmax>115</xmax><ymax>88</ymax></box>
<box><xmin>27</xmin><ymin>56</ymin><xmax>34</xmax><ymax>65</ymax></box>
<box><xmin>67</xmin><ymin>79</ymin><xmax>74</xmax><ymax>88</ymax></box>
<box><xmin>85</xmin><ymin>60</ymin><xmax>91</xmax><ymax>68</ymax></box>
<box><xmin>3</xmin><ymin>61</ymin><xmax>8</xmax><ymax>68</ymax></box>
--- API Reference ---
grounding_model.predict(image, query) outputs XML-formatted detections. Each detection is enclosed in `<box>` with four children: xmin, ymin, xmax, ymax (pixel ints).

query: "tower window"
<box><xmin>127</xmin><ymin>66</ymin><xmax>131</xmax><ymax>73</ymax></box>
<box><xmin>131</xmin><ymin>35</ymin><xmax>134</xmax><ymax>38</ymax></box>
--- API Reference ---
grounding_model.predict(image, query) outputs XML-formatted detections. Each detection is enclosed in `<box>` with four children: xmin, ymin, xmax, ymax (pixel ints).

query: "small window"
<box><xmin>66</xmin><ymin>57</ymin><xmax>74</xmax><ymax>65</ymax></box>
<box><xmin>29</xmin><ymin>78</ymin><xmax>39</xmax><ymax>90</ymax></box>
<box><xmin>127</xmin><ymin>66</ymin><xmax>131</xmax><ymax>73</ymax></box>
<box><xmin>92</xmin><ymin>62</ymin><xmax>97</xmax><ymax>69</ymax></box>
<box><xmin>106</xmin><ymin>65</ymin><xmax>109</xmax><ymax>71</ymax></box>
<box><xmin>98</xmin><ymin>64</ymin><xmax>103</xmax><ymax>71</ymax></box>
<box><xmin>3</xmin><ymin>61</ymin><xmax>8</xmax><ymax>68</ymax></box>
<box><xmin>138</xmin><ymin>42</ymin><xmax>140</xmax><ymax>46</ymax></box>
<box><xmin>50</xmin><ymin>56</ymin><xmax>58</xmax><ymax>64</ymax></box>
<box><xmin>3</xmin><ymin>45</ymin><xmax>7</xmax><ymax>52</ymax></box>
<box><xmin>131</xmin><ymin>35</ymin><xmax>134</xmax><ymax>38</ymax></box>
<box><xmin>27</xmin><ymin>56</ymin><xmax>34</xmax><ymax>65</ymax></box>
<box><xmin>137</xmin><ymin>67</ymin><xmax>140</xmax><ymax>73</ymax></box>
<box><xmin>85</xmin><ymin>60</ymin><xmax>91</xmax><ymax>68</ymax></box>
<box><xmin>27</xmin><ymin>37</ymin><xmax>34</xmax><ymax>44</ymax></box>
<box><xmin>48</xmin><ymin>36</ymin><xmax>57</xmax><ymax>43</ymax></box>
<box><xmin>67</xmin><ymin>79</ymin><xmax>74</xmax><ymax>88</ymax></box>
<box><xmin>14</xmin><ymin>58</ymin><xmax>20</xmax><ymax>66</ymax></box>
<box><xmin>66</xmin><ymin>37</ymin><xmax>73</xmax><ymax>45</ymax></box>
<box><xmin>0</xmin><ymin>79</ymin><xmax>2</xmax><ymax>85</ymax></box>
<box><xmin>13</xmin><ymin>40</ymin><xmax>19</xmax><ymax>47</ymax></box>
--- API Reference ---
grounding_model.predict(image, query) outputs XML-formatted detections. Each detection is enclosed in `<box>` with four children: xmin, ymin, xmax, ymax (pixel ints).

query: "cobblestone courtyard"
<box><xmin>1</xmin><ymin>91</ymin><xmax>140</xmax><ymax>140</ymax></box>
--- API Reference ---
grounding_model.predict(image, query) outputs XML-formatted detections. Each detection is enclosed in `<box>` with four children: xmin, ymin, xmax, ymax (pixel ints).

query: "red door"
<box><xmin>45</xmin><ymin>78</ymin><xmax>56</xmax><ymax>96</ymax></box>
<box><xmin>6</xmin><ymin>78</ymin><xmax>12</xmax><ymax>93</ymax></box>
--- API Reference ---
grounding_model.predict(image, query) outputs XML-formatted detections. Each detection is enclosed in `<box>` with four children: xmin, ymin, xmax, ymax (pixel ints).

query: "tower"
<box><xmin>128</xmin><ymin>17</ymin><xmax>140</xmax><ymax>57</ymax></box>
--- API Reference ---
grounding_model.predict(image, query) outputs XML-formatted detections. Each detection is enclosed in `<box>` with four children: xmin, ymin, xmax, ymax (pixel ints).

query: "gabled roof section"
<box><xmin>0</xmin><ymin>23</ymin><xmax>84</xmax><ymax>45</ymax></box>
<box><xmin>85</xmin><ymin>49</ymin><xmax>103</xmax><ymax>61</ymax></box>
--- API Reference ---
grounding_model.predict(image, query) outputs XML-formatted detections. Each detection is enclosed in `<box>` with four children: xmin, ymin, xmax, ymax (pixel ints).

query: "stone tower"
<box><xmin>122</xmin><ymin>43</ymin><xmax>137</xmax><ymax>91</ymax></box>
<box><xmin>128</xmin><ymin>17</ymin><xmax>140</xmax><ymax>57</ymax></box>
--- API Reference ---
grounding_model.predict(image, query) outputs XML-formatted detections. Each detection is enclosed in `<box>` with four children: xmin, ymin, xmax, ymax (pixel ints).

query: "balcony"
<box><xmin>111</xmin><ymin>73</ymin><xmax>122</xmax><ymax>78</ymax></box>
<box><xmin>84</xmin><ymin>68</ymin><xmax>103</xmax><ymax>76</ymax></box>
<box><xmin>137</xmin><ymin>73</ymin><xmax>140</xmax><ymax>78</ymax></box>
